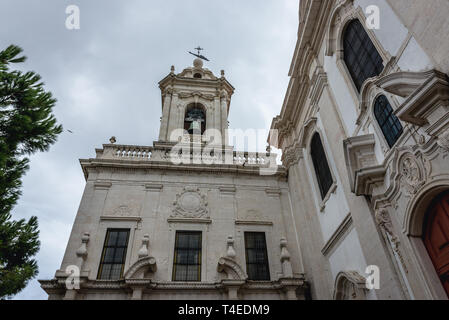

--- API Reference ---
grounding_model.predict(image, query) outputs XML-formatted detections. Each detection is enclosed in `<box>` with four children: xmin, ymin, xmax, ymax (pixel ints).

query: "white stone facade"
<box><xmin>40</xmin><ymin>58</ymin><xmax>305</xmax><ymax>300</ymax></box>
<box><xmin>270</xmin><ymin>0</ymin><xmax>449</xmax><ymax>300</ymax></box>
<box><xmin>41</xmin><ymin>0</ymin><xmax>449</xmax><ymax>300</ymax></box>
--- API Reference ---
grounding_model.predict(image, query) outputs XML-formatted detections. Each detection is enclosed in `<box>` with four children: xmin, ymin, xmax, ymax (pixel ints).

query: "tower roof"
<box><xmin>158</xmin><ymin>58</ymin><xmax>235</xmax><ymax>100</ymax></box>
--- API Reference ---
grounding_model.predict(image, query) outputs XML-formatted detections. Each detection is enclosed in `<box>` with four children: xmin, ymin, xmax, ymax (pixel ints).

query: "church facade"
<box><xmin>40</xmin><ymin>0</ymin><xmax>449</xmax><ymax>300</ymax></box>
<box><xmin>40</xmin><ymin>57</ymin><xmax>306</xmax><ymax>300</ymax></box>
<box><xmin>269</xmin><ymin>0</ymin><xmax>449</xmax><ymax>299</ymax></box>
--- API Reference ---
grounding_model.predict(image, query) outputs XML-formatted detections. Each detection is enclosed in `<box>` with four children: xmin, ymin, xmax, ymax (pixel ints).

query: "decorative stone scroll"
<box><xmin>217</xmin><ymin>236</ymin><xmax>247</xmax><ymax>281</ymax></box>
<box><xmin>217</xmin><ymin>257</ymin><xmax>247</xmax><ymax>281</ymax></box>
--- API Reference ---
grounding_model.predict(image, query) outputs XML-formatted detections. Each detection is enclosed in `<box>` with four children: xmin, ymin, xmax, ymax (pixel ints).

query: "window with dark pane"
<box><xmin>310</xmin><ymin>133</ymin><xmax>333</xmax><ymax>200</ymax></box>
<box><xmin>374</xmin><ymin>95</ymin><xmax>403</xmax><ymax>148</ymax></box>
<box><xmin>172</xmin><ymin>231</ymin><xmax>202</xmax><ymax>282</ymax></box>
<box><xmin>343</xmin><ymin>19</ymin><xmax>384</xmax><ymax>91</ymax></box>
<box><xmin>244</xmin><ymin>232</ymin><xmax>270</xmax><ymax>281</ymax></box>
<box><xmin>97</xmin><ymin>229</ymin><xmax>130</xmax><ymax>280</ymax></box>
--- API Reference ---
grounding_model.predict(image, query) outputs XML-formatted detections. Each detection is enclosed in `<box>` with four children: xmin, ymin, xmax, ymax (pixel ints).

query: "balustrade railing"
<box><xmin>99</xmin><ymin>144</ymin><xmax>273</xmax><ymax>167</ymax></box>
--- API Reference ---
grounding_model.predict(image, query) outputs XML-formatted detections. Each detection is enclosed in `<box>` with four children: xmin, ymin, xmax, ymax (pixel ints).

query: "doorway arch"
<box><xmin>423</xmin><ymin>191</ymin><xmax>449</xmax><ymax>298</ymax></box>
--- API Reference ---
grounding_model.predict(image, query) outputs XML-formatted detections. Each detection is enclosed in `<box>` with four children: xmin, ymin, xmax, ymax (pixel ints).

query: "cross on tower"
<box><xmin>188</xmin><ymin>46</ymin><xmax>210</xmax><ymax>61</ymax></box>
<box><xmin>194</xmin><ymin>46</ymin><xmax>203</xmax><ymax>55</ymax></box>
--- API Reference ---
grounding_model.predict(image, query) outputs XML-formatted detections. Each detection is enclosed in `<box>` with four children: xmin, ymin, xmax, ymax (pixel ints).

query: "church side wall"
<box><xmin>278</xmin><ymin>0</ymin><xmax>449</xmax><ymax>299</ymax></box>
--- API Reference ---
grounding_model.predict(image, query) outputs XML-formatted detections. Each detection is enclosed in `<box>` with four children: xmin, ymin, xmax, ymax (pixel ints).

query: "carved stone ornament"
<box><xmin>437</xmin><ymin>129</ymin><xmax>449</xmax><ymax>153</ymax></box>
<box><xmin>375</xmin><ymin>208</ymin><xmax>397</xmax><ymax>245</ymax></box>
<box><xmin>375</xmin><ymin>208</ymin><xmax>408</xmax><ymax>273</ymax></box>
<box><xmin>113</xmin><ymin>205</ymin><xmax>133</xmax><ymax>217</ymax></box>
<box><xmin>172</xmin><ymin>186</ymin><xmax>209</xmax><ymax>218</ymax></box>
<box><xmin>399</xmin><ymin>154</ymin><xmax>424</xmax><ymax>195</ymax></box>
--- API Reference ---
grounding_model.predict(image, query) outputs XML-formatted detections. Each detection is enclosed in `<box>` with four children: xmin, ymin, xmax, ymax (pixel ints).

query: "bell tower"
<box><xmin>157</xmin><ymin>57</ymin><xmax>234</xmax><ymax>146</ymax></box>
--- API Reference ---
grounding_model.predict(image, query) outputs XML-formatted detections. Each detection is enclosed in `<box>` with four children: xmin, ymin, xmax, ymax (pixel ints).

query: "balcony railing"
<box><xmin>97</xmin><ymin>144</ymin><xmax>274</xmax><ymax>167</ymax></box>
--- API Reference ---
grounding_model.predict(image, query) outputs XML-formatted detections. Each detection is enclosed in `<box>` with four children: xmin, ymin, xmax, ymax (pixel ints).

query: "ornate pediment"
<box><xmin>387</xmin><ymin>70</ymin><xmax>449</xmax><ymax>137</ymax></box>
<box><xmin>171</xmin><ymin>186</ymin><xmax>209</xmax><ymax>219</ymax></box>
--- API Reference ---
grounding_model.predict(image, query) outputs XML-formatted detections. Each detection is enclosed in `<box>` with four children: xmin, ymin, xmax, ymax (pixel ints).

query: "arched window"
<box><xmin>343</xmin><ymin>19</ymin><xmax>384</xmax><ymax>91</ymax></box>
<box><xmin>374</xmin><ymin>95</ymin><xmax>403</xmax><ymax>148</ymax></box>
<box><xmin>310</xmin><ymin>133</ymin><xmax>333</xmax><ymax>200</ymax></box>
<box><xmin>184</xmin><ymin>104</ymin><xmax>206</xmax><ymax>135</ymax></box>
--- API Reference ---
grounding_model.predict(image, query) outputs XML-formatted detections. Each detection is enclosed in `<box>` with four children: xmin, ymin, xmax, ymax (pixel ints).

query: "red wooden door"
<box><xmin>423</xmin><ymin>191</ymin><xmax>449</xmax><ymax>298</ymax></box>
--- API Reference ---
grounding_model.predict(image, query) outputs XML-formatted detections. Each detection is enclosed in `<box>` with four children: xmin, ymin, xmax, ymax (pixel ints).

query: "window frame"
<box><xmin>342</xmin><ymin>19</ymin><xmax>385</xmax><ymax>93</ymax></box>
<box><xmin>244</xmin><ymin>232</ymin><xmax>271</xmax><ymax>281</ymax></box>
<box><xmin>310</xmin><ymin>132</ymin><xmax>335</xmax><ymax>201</ymax></box>
<box><xmin>373</xmin><ymin>94</ymin><xmax>404</xmax><ymax>149</ymax></box>
<box><xmin>184</xmin><ymin>104</ymin><xmax>206</xmax><ymax>135</ymax></box>
<box><xmin>97</xmin><ymin>228</ymin><xmax>130</xmax><ymax>280</ymax></box>
<box><xmin>172</xmin><ymin>231</ymin><xmax>202</xmax><ymax>282</ymax></box>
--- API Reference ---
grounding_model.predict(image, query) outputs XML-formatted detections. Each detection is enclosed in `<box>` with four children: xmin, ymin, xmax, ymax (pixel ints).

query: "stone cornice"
<box><xmin>80</xmin><ymin>158</ymin><xmax>287</xmax><ymax>181</ymax></box>
<box><xmin>270</xmin><ymin>1</ymin><xmax>334</xmax><ymax>148</ymax></box>
<box><xmin>39</xmin><ymin>277</ymin><xmax>306</xmax><ymax>294</ymax></box>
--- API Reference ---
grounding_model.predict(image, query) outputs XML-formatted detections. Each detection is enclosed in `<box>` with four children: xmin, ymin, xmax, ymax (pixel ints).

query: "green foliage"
<box><xmin>0</xmin><ymin>44</ymin><xmax>63</xmax><ymax>299</ymax></box>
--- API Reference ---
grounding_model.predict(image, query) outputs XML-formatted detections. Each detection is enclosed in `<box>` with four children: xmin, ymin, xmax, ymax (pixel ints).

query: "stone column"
<box><xmin>220</xmin><ymin>91</ymin><xmax>228</xmax><ymax>146</ymax></box>
<box><xmin>158</xmin><ymin>88</ymin><xmax>173</xmax><ymax>141</ymax></box>
<box><xmin>214</xmin><ymin>96</ymin><xmax>221</xmax><ymax>142</ymax></box>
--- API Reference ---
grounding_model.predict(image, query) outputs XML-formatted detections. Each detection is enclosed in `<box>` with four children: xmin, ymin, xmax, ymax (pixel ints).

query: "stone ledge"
<box><xmin>235</xmin><ymin>220</ymin><xmax>273</xmax><ymax>226</ymax></box>
<box><xmin>321</xmin><ymin>213</ymin><xmax>353</xmax><ymax>256</ymax></box>
<box><xmin>100</xmin><ymin>216</ymin><xmax>142</xmax><ymax>222</ymax></box>
<box><xmin>167</xmin><ymin>218</ymin><xmax>212</xmax><ymax>224</ymax></box>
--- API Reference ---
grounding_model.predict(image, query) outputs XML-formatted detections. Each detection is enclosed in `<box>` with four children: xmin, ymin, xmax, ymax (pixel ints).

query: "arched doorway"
<box><xmin>423</xmin><ymin>191</ymin><xmax>449</xmax><ymax>297</ymax></box>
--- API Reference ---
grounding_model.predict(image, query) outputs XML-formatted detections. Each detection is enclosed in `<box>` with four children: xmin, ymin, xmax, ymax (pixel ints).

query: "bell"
<box><xmin>189</xmin><ymin>120</ymin><xmax>201</xmax><ymax>134</ymax></box>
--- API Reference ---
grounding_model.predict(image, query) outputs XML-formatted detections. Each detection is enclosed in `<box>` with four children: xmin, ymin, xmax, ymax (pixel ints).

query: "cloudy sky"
<box><xmin>0</xmin><ymin>0</ymin><xmax>298</xmax><ymax>299</ymax></box>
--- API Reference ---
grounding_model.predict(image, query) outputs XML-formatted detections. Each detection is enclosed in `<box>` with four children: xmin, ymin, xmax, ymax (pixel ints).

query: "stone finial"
<box><xmin>170</xmin><ymin>65</ymin><xmax>175</xmax><ymax>73</ymax></box>
<box><xmin>109</xmin><ymin>136</ymin><xmax>116</xmax><ymax>144</ymax></box>
<box><xmin>280</xmin><ymin>237</ymin><xmax>293</xmax><ymax>278</ymax></box>
<box><xmin>221</xmin><ymin>70</ymin><xmax>225</xmax><ymax>78</ymax></box>
<box><xmin>266</xmin><ymin>144</ymin><xmax>271</xmax><ymax>153</ymax></box>
<box><xmin>76</xmin><ymin>232</ymin><xmax>90</xmax><ymax>258</ymax></box>
<box><xmin>138</xmin><ymin>234</ymin><xmax>150</xmax><ymax>259</ymax></box>
<box><xmin>226</xmin><ymin>235</ymin><xmax>236</xmax><ymax>259</ymax></box>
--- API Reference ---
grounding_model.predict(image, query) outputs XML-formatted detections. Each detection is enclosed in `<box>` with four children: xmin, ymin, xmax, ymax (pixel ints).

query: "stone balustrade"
<box><xmin>96</xmin><ymin>144</ymin><xmax>273</xmax><ymax>167</ymax></box>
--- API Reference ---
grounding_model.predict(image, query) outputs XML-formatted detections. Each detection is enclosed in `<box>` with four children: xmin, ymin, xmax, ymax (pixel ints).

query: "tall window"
<box><xmin>343</xmin><ymin>19</ymin><xmax>384</xmax><ymax>91</ymax></box>
<box><xmin>184</xmin><ymin>105</ymin><xmax>206</xmax><ymax>135</ymax></box>
<box><xmin>244</xmin><ymin>232</ymin><xmax>270</xmax><ymax>281</ymax></box>
<box><xmin>374</xmin><ymin>95</ymin><xmax>403</xmax><ymax>148</ymax></box>
<box><xmin>97</xmin><ymin>229</ymin><xmax>130</xmax><ymax>280</ymax></box>
<box><xmin>310</xmin><ymin>133</ymin><xmax>333</xmax><ymax>200</ymax></box>
<box><xmin>172</xmin><ymin>231</ymin><xmax>202</xmax><ymax>282</ymax></box>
